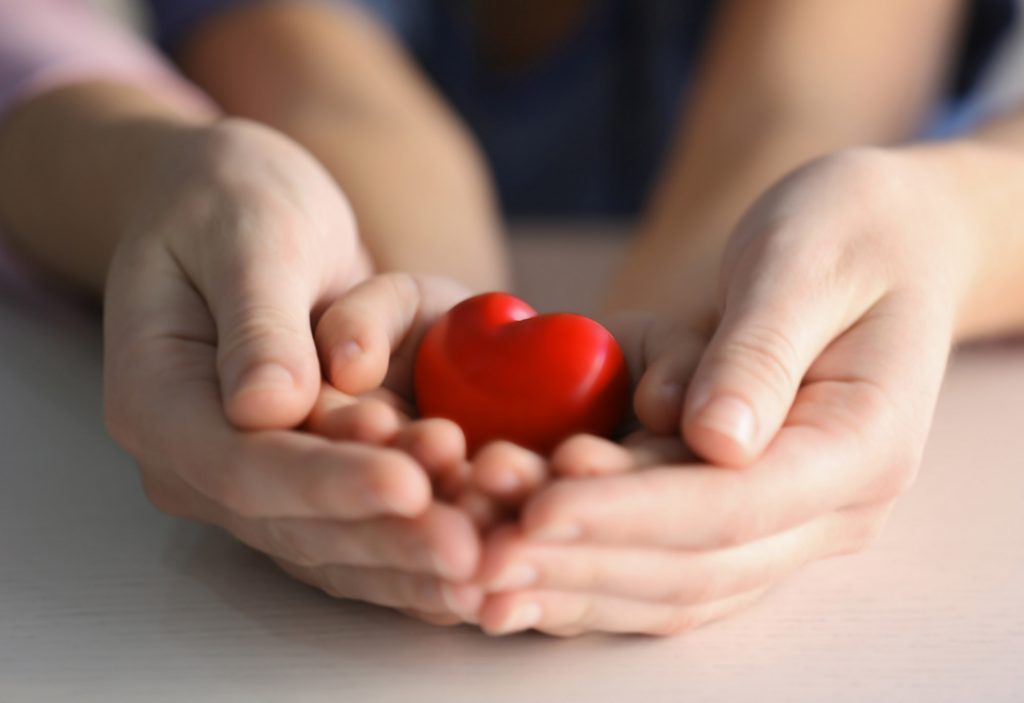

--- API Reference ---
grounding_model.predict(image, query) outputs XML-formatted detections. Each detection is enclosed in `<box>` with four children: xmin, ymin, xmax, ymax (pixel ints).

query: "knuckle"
<box><xmin>714</xmin><ymin>323</ymin><xmax>799</xmax><ymax>400</ymax></box>
<box><xmin>218</xmin><ymin>304</ymin><xmax>305</xmax><ymax>368</ymax></box>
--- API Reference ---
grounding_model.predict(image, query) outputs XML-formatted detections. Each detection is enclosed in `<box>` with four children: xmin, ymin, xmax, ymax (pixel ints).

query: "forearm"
<box><xmin>607</xmin><ymin>0</ymin><xmax>960</xmax><ymax>325</ymax></box>
<box><xmin>609</xmin><ymin>119</ymin><xmax>872</xmax><ymax>325</ymax></box>
<box><xmin>179</xmin><ymin>2</ymin><xmax>508</xmax><ymax>292</ymax></box>
<box><xmin>0</xmin><ymin>83</ymin><xmax>210</xmax><ymax>292</ymax></box>
<box><xmin>908</xmin><ymin>113</ymin><xmax>1024</xmax><ymax>340</ymax></box>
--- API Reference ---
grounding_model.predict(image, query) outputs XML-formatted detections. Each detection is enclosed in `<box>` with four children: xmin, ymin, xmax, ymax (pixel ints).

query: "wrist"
<box><xmin>893</xmin><ymin>139</ymin><xmax>1017</xmax><ymax>341</ymax></box>
<box><xmin>606</xmin><ymin>222</ymin><xmax>724</xmax><ymax>335</ymax></box>
<box><xmin>0</xmin><ymin>82</ymin><xmax>213</xmax><ymax>292</ymax></box>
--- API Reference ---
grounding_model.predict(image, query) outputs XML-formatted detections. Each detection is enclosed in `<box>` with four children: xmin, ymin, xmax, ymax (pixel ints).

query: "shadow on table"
<box><xmin>158</xmin><ymin>519</ymin><xmax>579</xmax><ymax>647</ymax></box>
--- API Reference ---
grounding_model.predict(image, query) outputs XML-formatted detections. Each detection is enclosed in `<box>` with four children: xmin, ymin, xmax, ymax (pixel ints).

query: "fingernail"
<box><xmin>330</xmin><ymin>340</ymin><xmax>364</xmax><ymax>378</ymax></box>
<box><xmin>338</xmin><ymin>339</ymin><xmax>363</xmax><ymax>360</ymax></box>
<box><xmin>530</xmin><ymin>522</ymin><xmax>581</xmax><ymax>543</ymax></box>
<box><xmin>442</xmin><ymin>583</ymin><xmax>482</xmax><ymax>621</ymax></box>
<box><xmin>659</xmin><ymin>382</ymin><xmax>684</xmax><ymax>404</ymax></box>
<box><xmin>488</xmin><ymin>563</ymin><xmax>538</xmax><ymax>592</ymax></box>
<box><xmin>234</xmin><ymin>363</ymin><xmax>295</xmax><ymax>396</ymax></box>
<box><xmin>695</xmin><ymin>395</ymin><xmax>756</xmax><ymax>448</ymax></box>
<box><xmin>490</xmin><ymin>470</ymin><xmax>522</xmax><ymax>494</ymax></box>
<box><xmin>493</xmin><ymin>602</ymin><xmax>542</xmax><ymax>635</ymax></box>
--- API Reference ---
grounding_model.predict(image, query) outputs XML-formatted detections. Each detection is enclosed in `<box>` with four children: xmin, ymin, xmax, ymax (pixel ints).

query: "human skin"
<box><xmin>469</xmin><ymin>140</ymin><xmax>1024</xmax><ymax>636</ymax></box>
<box><xmin>176</xmin><ymin>1</ymin><xmax>509</xmax><ymax>293</ymax></box>
<box><xmin>607</xmin><ymin>0</ymin><xmax>963</xmax><ymax>329</ymax></box>
<box><xmin>159</xmin><ymin>0</ymin><xmax>1024</xmax><ymax>635</ymax></box>
<box><xmin>0</xmin><ymin>84</ymin><xmax>488</xmax><ymax>624</ymax></box>
<box><xmin>6</xmin><ymin>0</ymin><xmax>1024</xmax><ymax>634</ymax></box>
<box><xmin>315</xmin><ymin>123</ymin><xmax>1024</xmax><ymax>635</ymax></box>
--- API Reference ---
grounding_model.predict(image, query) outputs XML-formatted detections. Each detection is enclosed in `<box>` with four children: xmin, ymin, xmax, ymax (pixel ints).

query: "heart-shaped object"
<box><xmin>414</xmin><ymin>292</ymin><xmax>630</xmax><ymax>454</ymax></box>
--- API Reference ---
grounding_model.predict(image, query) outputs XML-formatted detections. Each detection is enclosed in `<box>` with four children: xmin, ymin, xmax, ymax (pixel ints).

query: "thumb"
<box><xmin>314</xmin><ymin>273</ymin><xmax>471</xmax><ymax>397</ymax></box>
<box><xmin>683</xmin><ymin>273</ymin><xmax>868</xmax><ymax>467</ymax></box>
<box><xmin>209</xmin><ymin>256</ymin><xmax>322</xmax><ymax>431</ymax></box>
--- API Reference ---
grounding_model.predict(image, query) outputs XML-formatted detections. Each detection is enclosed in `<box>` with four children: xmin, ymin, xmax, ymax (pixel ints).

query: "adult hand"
<box><xmin>103</xmin><ymin>120</ymin><xmax>480</xmax><ymax>622</ymax></box>
<box><xmin>473</xmin><ymin>148</ymin><xmax>969</xmax><ymax>635</ymax></box>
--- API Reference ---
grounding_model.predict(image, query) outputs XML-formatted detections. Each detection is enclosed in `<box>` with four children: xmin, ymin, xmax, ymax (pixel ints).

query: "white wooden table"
<box><xmin>2</xmin><ymin>229</ymin><xmax>1023</xmax><ymax>702</ymax></box>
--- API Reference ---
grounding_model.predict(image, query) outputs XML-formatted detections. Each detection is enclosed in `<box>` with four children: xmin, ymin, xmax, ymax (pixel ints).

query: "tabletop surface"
<box><xmin>1</xmin><ymin>228</ymin><xmax>1023</xmax><ymax>703</ymax></box>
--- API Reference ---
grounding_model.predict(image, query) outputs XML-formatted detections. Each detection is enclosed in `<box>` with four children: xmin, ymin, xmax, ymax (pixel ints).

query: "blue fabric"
<box><xmin>145</xmin><ymin>0</ymin><xmax>1017</xmax><ymax>217</ymax></box>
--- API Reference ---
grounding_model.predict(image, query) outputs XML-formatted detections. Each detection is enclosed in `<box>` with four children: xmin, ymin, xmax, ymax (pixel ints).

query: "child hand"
<box><xmin>466</xmin><ymin>311</ymin><xmax>706</xmax><ymax>511</ymax></box>
<box><xmin>472</xmin><ymin>148</ymin><xmax>967</xmax><ymax>635</ymax></box>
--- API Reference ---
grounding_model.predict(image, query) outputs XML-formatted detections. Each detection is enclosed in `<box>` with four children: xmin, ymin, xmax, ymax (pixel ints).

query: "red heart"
<box><xmin>414</xmin><ymin>293</ymin><xmax>630</xmax><ymax>454</ymax></box>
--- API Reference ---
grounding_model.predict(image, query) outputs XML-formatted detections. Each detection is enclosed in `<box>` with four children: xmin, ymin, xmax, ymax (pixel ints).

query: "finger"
<box><xmin>549</xmin><ymin>433</ymin><xmax>692</xmax><ymax>478</ymax></box>
<box><xmin>479</xmin><ymin>585</ymin><xmax>769</xmax><ymax>637</ymax></box>
<box><xmin>522</xmin><ymin>348</ymin><xmax>912</xmax><ymax>551</ymax></box>
<box><xmin>470</xmin><ymin>441</ymin><xmax>548</xmax><ymax>502</ymax></box>
<box><xmin>314</xmin><ymin>273</ymin><xmax>470</xmax><ymax>396</ymax></box>
<box><xmin>138</xmin><ymin>448</ymin><xmax>481</xmax><ymax>581</ymax></box>
<box><xmin>273</xmin><ymin>558</ymin><xmax>483</xmax><ymax>620</ymax></box>
<box><xmin>224</xmin><ymin>503</ymin><xmax>481</xmax><ymax>580</ymax></box>
<box><xmin>392</xmin><ymin>418</ymin><xmax>469</xmax><ymax>496</ymax></box>
<box><xmin>479</xmin><ymin>505</ymin><xmax>883</xmax><ymax>603</ymax></box>
<box><xmin>189</xmin><ymin>231</ymin><xmax>325</xmax><ymax>431</ymax></box>
<box><xmin>632</xmin><ymin>320</ymin><xmax>706</xmax><ymax>435</ymax></box>
<box><xmin>104</xmin><ymin>248</ymin><xmax>431</xmax><ymax>521</ymax></box>
<box><xmin>682</xmin><ymin>242</ymin><xmax>882</xmax><ymax>466</ymax></box>
<box><xmin>116</xmin><ymin>326</ymin><xmax>430</xmax><ymax>518</ymax></box>
<box><xmin>306</xmin><ymin>382</ymin><xmax>406</xmax><ymax>444</ymax></box>
<box><xmin>212</xmin><ymin>433</ymin><xmax>434</xmax><ymax>519</ymax></box>
<box><xmin>598</xmin><ymin>311</ymin><xmax>658</xmax><ymax>385</ymax></box>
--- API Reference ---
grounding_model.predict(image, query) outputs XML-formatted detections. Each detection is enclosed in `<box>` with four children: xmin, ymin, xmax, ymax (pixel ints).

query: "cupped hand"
<box><xmin>103</xmin><ymin>120</ymin><xmax>480</xmax><ymax>622</ymax></box>
<box><xmin>472</xmin><ymin>148</ymin><xmax>972</xmax><ymax>635</ymax></box>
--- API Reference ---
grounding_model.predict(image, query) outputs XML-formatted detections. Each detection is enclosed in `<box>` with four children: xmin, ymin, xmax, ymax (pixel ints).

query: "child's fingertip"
<box><xmin>327</xmin><ymin>338</ymin><xmax>364</xmax><ymax>384</ymax></box>
<box><xmin>315</xmin><ymin>398</ymin><xmax>403</xmax><ymax>443</ymax></box>
<box><xmin>371</xmin><ymin>452</ymin><xmax>434</xmax><ymax>517</ymax></box>
<box><xmin>481</xmin><ymin>465</ymin><xmax>523</xmax><ymax>494</ymax></box>
<box><xmin>633</xmin><ymin>373</ymin><xmax>685</xmax><ymax>435</ymax></box>
<box><xmin>397</xmin><ymin>419</ymin><xmax>466</xmax><ymax>469</ymax></box>
<box><xmin>324</xmin><ymin>324</ymin><xmax>390</xmax><ymax>395</ymax></box>
<box><xmin>471</xmin><ymin>441</ymin><xmax>548</xmax><ymax>501</ymax></box>
<box><xmin>550</xmin><ymin>434</ymin><xmax>632</xmax><ymax>476</ymax></box>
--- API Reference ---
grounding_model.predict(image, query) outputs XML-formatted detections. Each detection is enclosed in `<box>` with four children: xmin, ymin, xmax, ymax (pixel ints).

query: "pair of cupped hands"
<box><xmin>104</xmin><ymin>120</ymin><xmax>960</xmax><ymax>636</ymax></box>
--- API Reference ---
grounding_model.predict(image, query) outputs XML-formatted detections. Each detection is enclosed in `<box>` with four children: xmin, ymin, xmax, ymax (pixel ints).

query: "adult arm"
<box><xmin>173</xmin><ymin>0</ymin><xmax>509</xmax><ymax>292</ymax></box>
<box><xmin>607</xmin><ymin>0</ymin><xmax>963</xmax><ymax>326</ymax></box>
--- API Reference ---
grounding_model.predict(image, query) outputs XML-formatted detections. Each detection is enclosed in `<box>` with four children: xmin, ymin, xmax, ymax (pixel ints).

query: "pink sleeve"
<box><xmin>0</xmin><ymin>0</ymin><xmax>214</xmax><ymax>120</ymax></box>
<box><xmin>0</xmin><ymin>0</ymin><xmax>216</xmax><ymax>300</ymax></box>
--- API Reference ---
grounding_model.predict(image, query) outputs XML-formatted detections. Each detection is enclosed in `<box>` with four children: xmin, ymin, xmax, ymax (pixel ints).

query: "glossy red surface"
<box><xmin>414</xmin><ymin>292</ymin><xmax>630</xmax><ymax>454</ymax></box>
